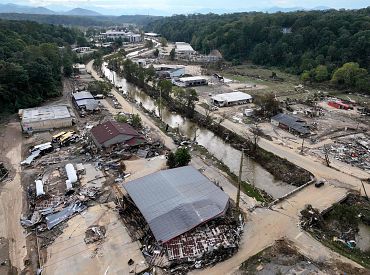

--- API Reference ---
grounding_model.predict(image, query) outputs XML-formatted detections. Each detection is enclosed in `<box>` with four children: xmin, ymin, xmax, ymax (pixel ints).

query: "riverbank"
<box><xmin>108</xmin><ymin>63</ymin><xmax>313</xmax><ymax>187</ymax></box>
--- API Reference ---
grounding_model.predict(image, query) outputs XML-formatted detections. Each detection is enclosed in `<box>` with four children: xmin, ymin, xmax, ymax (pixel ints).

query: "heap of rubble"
<box><xmin>0</xmin><ymin>163</ymin><xmax>8</xmax><ymax>182</ymax></box>
<box><xmin>323</xmin><ymin>136</ymin><xmax>370</xmax><ymax>171</ymax></box>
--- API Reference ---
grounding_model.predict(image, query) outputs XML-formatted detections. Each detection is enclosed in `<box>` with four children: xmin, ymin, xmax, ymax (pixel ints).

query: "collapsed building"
<box><xmin>72</xmin><ymin>91</ymin><xmax>100</xmax><ymax>113</ymax></box>
<box><xmin>152</xmin><ymin>64</ymin><xmax>185</xmax><ymax>79</ymax></box>
<box><xmin>121</xmin><ymin>166</ymin><xmax>242</xmax><ymax>270</ymax></box>
<box><xmin>271</xmin><ymin>113</ymin><xmax>310</xmax><ymax>136</ymax></box>
<box><xmin>19</xmin><ymin>105</ymin><xmax>74</xmax><ymax>133</ymax></box>
<box><xmin>90</xmin><ymin>120</ymin><xmax>145</xmax><ymax>149</ymax></box>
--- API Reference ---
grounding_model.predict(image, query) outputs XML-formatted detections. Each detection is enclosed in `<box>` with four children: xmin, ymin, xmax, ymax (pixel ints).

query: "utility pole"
<box><xmin>159</xmin><ymin>88</ymin><xmax>162</xmax><ymax>121</ymax></box>
<box><xmin>301</xmin><ymin>136</ymin><xmax>305</xmax><ymax>154</ymax></box>
<box><xmin>361</xmin><ymin>179</ymin><xmax>369</xmax><ymax>201</ymax></box>
<box><xmin>236</xmin><ymin>149</ymin><xmax>244</xmax><ymax>211</ymax></box>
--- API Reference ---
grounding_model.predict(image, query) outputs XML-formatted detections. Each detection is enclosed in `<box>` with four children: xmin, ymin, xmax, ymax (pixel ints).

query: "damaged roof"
<box><xmin>91</xmin><ymin>120</ymin><xmax>143</xmax><ymax>145</ymax></box>
<box><xmin>124</xmin><ymin>166</ymin><xmax>229</xmax><ymax>243</ymax></box>
<box><xmin>271</xmin><ymin>113</ymin><xmax>310</xmax><ymax>135</ymax></box>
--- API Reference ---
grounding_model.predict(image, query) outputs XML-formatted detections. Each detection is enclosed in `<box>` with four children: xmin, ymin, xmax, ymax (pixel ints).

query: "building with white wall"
<box><xmin>20</xmin><ymin>105</ymin><xmax>73</xmax><ymax>133</ymax></box>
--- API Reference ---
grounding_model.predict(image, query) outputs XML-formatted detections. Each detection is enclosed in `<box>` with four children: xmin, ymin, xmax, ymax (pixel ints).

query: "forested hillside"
<box><xmin>147</xmin><ymin>8</ymin><xmax>370</xmax><ymax>92</ymax></box>
<box><xmin>0</xmin><ymin>13</ymin><xmax>160</xmax><ymax>27</ymax></box>
<box><xmin>0</xmin><ymin>20</ymin><xmax>81</xmax><ymax>113</ymax></box>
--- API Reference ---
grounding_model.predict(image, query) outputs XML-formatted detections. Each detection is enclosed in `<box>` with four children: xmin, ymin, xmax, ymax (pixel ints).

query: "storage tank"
<box><xmin>65</xmin><ymin>163</ymin><xmax>78</xmax><ymax>185</ymax></box>
<box><xmin>65</xmin><ymin>179</ymin><xmax>73</xmax><ymax>190</ymax></box>
<box><xmin>35</xmin><ymin>180</ymin><xmax>45</xmax><ymax>196</ymax></box>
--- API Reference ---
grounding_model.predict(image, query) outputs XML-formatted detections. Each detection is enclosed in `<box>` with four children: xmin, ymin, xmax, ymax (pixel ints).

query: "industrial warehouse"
<box><xmin>72</xmin><ymin>91</ymin><xmax>100</xmax><ymax>112</ymax></box>
<box><xmin>211</xmin><ymin>91</ymin><xmax>253</xmax><ymax>107</ymax></box>
<box><xmin>19</xmin><ymin>105</ymin><xmax>74</xmax><ymax>133</ymax></box>
<box><xmin>120</xmin><ymin>166</ymin><xmax>243</xmax><ymax>270</ymax></box>
<box><xmin>174</xmin><ymin>76</ymin><xmax>208</xmax><ymax>87</ymax></box>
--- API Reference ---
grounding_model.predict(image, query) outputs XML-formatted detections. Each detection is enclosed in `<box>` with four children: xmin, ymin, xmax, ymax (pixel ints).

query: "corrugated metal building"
<box><xmin>271</xmin><ymin>113</ymin><xmax>310</xmax><ymax>136</ymax></box>
<box><xmin>72</xmin><ymin>91</ymin><xmax>99</xmax><ymax>111</ymax></box>
<box><xmin>20</xmin><ymin>105</ymin><xmax>73</xmax><ymax>133</ymax></box>
<box><xmin>212</xmin><ymin>92</ymin><xmax>252</xmax><ymax>107</ymax></box>
<box><xmin>124</xmin><ymin>166</ymin><xmax>229</xmax><ymax>243</ymax></box>
<box><xmin>90</xmin><ymin>120</ymin><xmax>145</xmax><ymax>148</ymax></box>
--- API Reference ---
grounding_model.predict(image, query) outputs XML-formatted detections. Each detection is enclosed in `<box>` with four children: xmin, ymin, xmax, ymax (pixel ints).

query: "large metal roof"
<box><xmin>21</xmin><ymin>105</ymin><xmax>71</xmax><ymax>123</ymax></box>
<box><xmin>212</xmin><ymin>91</ymin><xmax>252</xmax><ymax>103</ymax></box>
<box><xmin>124</xmin><ymin>166</ymin><xmax>229</xmax><ymax>243</ymax></box>
<box><xmin>271</xmin><ymin>113</ymin><xmax>310</xmax><ymax>135</ymax></box>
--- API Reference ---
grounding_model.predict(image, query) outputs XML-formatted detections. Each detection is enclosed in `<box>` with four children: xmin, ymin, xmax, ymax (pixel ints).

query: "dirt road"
<box><xmin>88</xmin><ymin>59</ymin><xmax>366</xmax><ymax>274</ymax></box>
<box><xmin>191</xmin><ymin>182</ymin><xmax>361</xmax><ymax>275</ymax></box>
<box><xmin>0</xmin><ymin>122</ymin><xmax>27</xmax><ymax>272</ymax></box>
<box><xmin>195</xmin><ymin>105</ymin><xmax>370</xmax><ymax>195</ymax></box>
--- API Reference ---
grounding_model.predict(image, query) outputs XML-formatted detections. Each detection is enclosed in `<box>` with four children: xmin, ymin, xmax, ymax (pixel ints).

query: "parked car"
<box><xmin>315</xmin><ymin>179</ymin><xmax>325</xmax><ymax>188</ymax></box>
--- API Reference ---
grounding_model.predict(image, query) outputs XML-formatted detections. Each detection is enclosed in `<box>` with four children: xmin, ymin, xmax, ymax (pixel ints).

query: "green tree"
<box><xmin>174</xmin><ymin>148</ymin><xmax>191</xmax><ymax>167</ymax></box>
<box><xmin>87</xmin><ymin>81</ymin><xmax>112</xmax><ymax>96</ymax></box>
<box><xmin>166</xmin><ymin>152</ymin><xmax>177</xmax><ymax>168</ymax></box>
<box><xmin>131</xmin><ymin>114</ymin><xmax>142</xmax><ymax>129</ymax></box>
<box><xmin>300</xmin><ymin>71</ymin><xmax>311</xmax><ymax>82</ymax></box>
<box><xmin>154</xmin><ymin>48</ymin><xmax>159</xmax><ymax>57</ymax></box>
<box><xmin>314</xmin><ymin>65</ymin><xmax>329</xmax><ymax>82</ymax></box>
<box><xmin>115</xmin><ymin>114</ymin><xmax>128</xmax><ymax>123</ymax></box>
<box><xmin>331</xmin><ymin>62</ymin><xmax>368</xmax><ymax>89</ymax></box>
<box><xmin>254</xmin><ymin>93</ymin><xmax>280</xmax><ymax>117</ymax></box>
<box><xmin>145</xmin><ymin>39</ymin><xmax>154</xmax><ymax>49</ymax></box>
<box><xmin>170</xmin><ymin>48</ymin><xmax>176</xmax><ymax>61</ymax></box>
<box><xmin>160</xmin><ymin>37</ymin><xmax>168</xmax><ymax>47</ymax></box>
<box><xmin>157</xmin><ymin>79</ymin><xmax>172</xmax><ymax>100</ymax></box>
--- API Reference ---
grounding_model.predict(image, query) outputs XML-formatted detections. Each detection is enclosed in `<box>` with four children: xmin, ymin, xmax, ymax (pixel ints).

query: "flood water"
<box><xmin>102</xmin><ymin>63</ymin><xmax>296</xmax><ymax>199</ymax></box>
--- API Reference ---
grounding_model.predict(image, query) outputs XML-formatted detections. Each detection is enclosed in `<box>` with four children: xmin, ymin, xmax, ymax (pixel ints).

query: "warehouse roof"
<box><xmin>73</xmin><ymin>91</ymin><xmax>99</xmax><ymax>111</ymax></box>
<box><xmin>91</xmin><ymin>120</ymin><xmax>143</xmax><ymax>145</ymax></box>
<box><xmin>21</xmin><ymin>105</ymin><xmax>71</xmax><ymax>123</ymax></box>
<box><xmin>178</xmin><ymin>76</ymin><xmax>207</xmax><ymax>82</ymax></box>
<box><xmin>212</xmin><ymin>92</ymin><xmax>252</xmax><ymax>103</ymax></box>
<box><xmin>72</xmin><ymin>91</ymin><xmax>94</xmax><ymax>101</ymax></box>
<box><xmin>124</xmin><ymin>166</ymin><xmax>229</xmax><ymax>243</ymax></box>
<box><xmin>271</xmin><ymin>113</ymin><xmax>310</xmax><ymax>135</ymax></box>
<box><xmin>175</xmin><ymin>42</ymin><xmax>195</xmax><ymax>53</ymax></box>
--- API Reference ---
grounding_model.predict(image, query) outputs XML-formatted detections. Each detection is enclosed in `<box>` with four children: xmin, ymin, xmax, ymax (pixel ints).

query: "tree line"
<box><xmin>146</xmin><ymin>8</ymin><xmax>370</xmax><ymax>93</ymax></box>
<box><xmin>109</xmin><ymin>58</ymin><xmax>199</xmax><ymax>117</ymax></box>
<box><xmin>0</xmin><ymin>19</ymin><xmax>82</xmax><ymax>113</ymax></box>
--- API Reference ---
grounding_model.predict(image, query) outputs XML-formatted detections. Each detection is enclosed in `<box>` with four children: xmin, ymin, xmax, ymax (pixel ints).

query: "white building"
<box><xmin>145</xmin><ymin>32</ymin><xmax>161</xmax><ymax>38</ymax></box>
<box><xmin>101</xmin><ymin>30</ymin><xmax>143</xmax><ymax>43</ymax></box>
<box><xmin>20</xmin><ymin>105</ymin><xmax>73</xmax><ymax>133</ymax></box>
<box><xmin>72</xmin><ymin>46</ymin><xmax>91</xmax><ymax>53</ymax></box>
<box><xmin>211</xmin><ymin>92</ymin><xmax>252</xmax><ymax>107</ymax></box>
<box><xmin>174</xmin><ymin>76</ymin><xmax>208</xmax><ymax>87</ymax></box>
<box><xmin>175</xmin><ymin>42</ymin><xmax>196</xmax><ymax>56</ymax></box>
<box><xmin>73</xmin><ymin>63</ymin><xmax>87</xmax><ymax>74</ymax></box>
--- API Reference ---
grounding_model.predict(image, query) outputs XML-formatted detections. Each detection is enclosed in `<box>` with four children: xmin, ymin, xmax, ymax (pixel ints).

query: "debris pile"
<box><xmin>0</xmin><ymin>163</ymin><xmax>8</xmax><ymax>182</ymax></box>
<box><xmin>323</xmin><ymin>136</ymin><xmax>370</xmax><ymax>171</ymax></box>
<box><xmin>300</xmin><ymin>204</ymin><xmax>325</xmax><ymax>231</ymax></box>
<box><xmin>84</xmin><ymin>225</ymin><xmax>106</xmax><ymax>244</ymax></box>
<box><xmin>119</xmin><ymin>192</ymin><xmax>243</xmax><ymax>273</ymax></box>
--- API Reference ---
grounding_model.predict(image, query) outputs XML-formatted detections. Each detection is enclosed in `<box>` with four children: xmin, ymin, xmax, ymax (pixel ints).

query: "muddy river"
<box><xmin>102</xmin><ymin>64</ymin><xmax>296</xmax><ymax>199</ymax></box>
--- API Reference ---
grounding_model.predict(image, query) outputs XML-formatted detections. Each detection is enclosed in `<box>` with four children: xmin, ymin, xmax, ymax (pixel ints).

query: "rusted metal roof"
<box><xmin>91</xmin><ymin>120</ymin><xmax>142</xmax><ymax>145</ymax></box>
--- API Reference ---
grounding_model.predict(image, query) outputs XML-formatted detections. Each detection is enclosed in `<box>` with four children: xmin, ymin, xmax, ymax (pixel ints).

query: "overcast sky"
<box><xmin>3</xmin><ymin>0</ymin><xmax>370</xmax><ymax>14</ymax></box>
